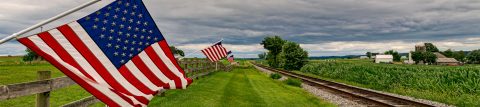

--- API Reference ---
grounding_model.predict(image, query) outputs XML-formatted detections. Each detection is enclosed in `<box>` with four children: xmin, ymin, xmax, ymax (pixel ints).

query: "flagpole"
<box><xmin>0</xmin><ymin>0</ymin><xmax>102</xmax><ymax>45</ymax></box>
<box><xmin>178</xmin><ymin>38</ymin><xmax>224</xmax><ymax>60</ymax></box>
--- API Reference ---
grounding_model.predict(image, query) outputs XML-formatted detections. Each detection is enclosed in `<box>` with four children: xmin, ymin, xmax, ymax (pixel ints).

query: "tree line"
<box><xmin>259</xmin><ymin>36</ymin><xmax>309</xmax><ymax>70</ymax></box>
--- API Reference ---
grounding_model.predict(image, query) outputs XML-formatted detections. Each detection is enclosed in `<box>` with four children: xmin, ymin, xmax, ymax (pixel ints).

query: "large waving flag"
<box><xmin>201</xmin><ymin>41</ymin><xmax>229</xmax><ymax>62</ymax></box>
<box><xmin>17</xmin><ymin>0</ymin><xmax>192</xmax><ymax>106</ymax></box>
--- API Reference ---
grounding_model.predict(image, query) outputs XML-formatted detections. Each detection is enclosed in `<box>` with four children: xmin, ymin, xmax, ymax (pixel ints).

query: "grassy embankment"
<box><xmin>296</xmin><ymin>59</ymin><xmax>480</xmax><ymax>107</ymax></box>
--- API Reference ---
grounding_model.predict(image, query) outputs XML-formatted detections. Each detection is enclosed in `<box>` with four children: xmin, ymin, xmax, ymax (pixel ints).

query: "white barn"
<box><xmin>375</xmin><ymin>55</ymin><xmax>393</xmax><ymax>63</ymax></box>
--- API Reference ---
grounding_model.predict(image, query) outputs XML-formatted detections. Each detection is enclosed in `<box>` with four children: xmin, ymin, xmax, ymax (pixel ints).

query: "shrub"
<box><xmin>270</xmin><ymin>73</ymin><xmax>282</xmax><ymax>79</ymax></box>
<box><xmin>284</xmin><ymin>78</ymin><xmax>302</xmax><ymax>87</ymax></box>
<box><xmin>300</xmin><ymin>64</ymin><xmax>320</xmax><ymax>74</ymax></box>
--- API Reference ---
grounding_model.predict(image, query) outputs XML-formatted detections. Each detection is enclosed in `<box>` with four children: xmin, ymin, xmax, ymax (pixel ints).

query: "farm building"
<box><xmin>434</xmin><ymin>52</ymin><xmax>460</xmax><ymax>66</ymax></box>
<box><xmin>375</xmin><ymin>55</ymin><xmax>393</xmax><ymax>63</ymax></box>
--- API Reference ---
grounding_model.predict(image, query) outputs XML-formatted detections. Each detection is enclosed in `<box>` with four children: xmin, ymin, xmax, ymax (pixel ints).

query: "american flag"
<box><xmin>228</xmin><ymin>55</ymin><xmax>234</xmax><ymax>63</ymax></box>
<box><xmin>17</xmin><ymin>0</ymin><xmax>191</xmax><ymax>106</ymax></box>
<box><xmin>201</xmin><ymin>41</ymin><xmax>229</xmax><ymax>62</ymax></box>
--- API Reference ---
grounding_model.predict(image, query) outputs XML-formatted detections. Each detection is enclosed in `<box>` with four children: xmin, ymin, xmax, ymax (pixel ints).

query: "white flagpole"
<box><xmin>0</xmin><ymin>0</ymin><xmax>102</xmax><ymax>45</ymax></box>
<box><xmin>178</xmin><ymin>38</ymin><xmax>224</xmax><ymax>60</ymax></box>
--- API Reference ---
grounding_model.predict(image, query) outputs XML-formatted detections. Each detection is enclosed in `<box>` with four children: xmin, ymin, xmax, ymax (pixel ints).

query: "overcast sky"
<box><xmin>1</xmin><ymin>0</ymin><xmax>480</xmax><ymax>58</ymax></box>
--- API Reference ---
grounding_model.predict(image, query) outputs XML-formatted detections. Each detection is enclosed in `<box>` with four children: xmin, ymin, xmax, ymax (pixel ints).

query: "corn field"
<box><xmin>300</xmin><ymin>59</ymin><xmax>480</xmax><ymax>107</ymax></box>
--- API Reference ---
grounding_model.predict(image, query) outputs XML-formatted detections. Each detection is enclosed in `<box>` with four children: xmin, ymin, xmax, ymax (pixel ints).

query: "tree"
<box><xmin>258</xmin><ymin>52</ymin><xmax>266</xmax><ymax>59</ymax></box>
<box><xmin>366</xmin><ymin>52</ymin><xmax>372</xmax><ymax>59</ymax></box>
<box><xmin>411</xmin><ymin>51</ymin><xmax>424</xmax><ymax>64</ymax></box>
<box><xmin>169</xmin><ymin>46</ymin><xmax>185</xmax><ymax>57</ymax></box>
<box><xmin>278</xmin><ymin>41</ymin><xmax>309</xmax><ymax>70</ymax></box>
<box><xmin>384</xmin><ymin>50</ymin><xmax>401</xmax><ymax>62</ymax></box>
<box><xmin>23</xmin><ymin>49</ymin><xmax>41</xmax><ymax>63</ymax></box>
<box><xmin>467</xmin><ymin>49</ymin><xmax>480</xmax><ymax>64</ymax></box>
<box><xmin>412</xmin><ymin>51</ymin><xmax>437</xmax><ymax>64</ymax></box>
<box><xmin>442</xmin><ymin>49</ymin><xmax>454</xmax><ymax>58</ymax></box>
<box><xmin>424</xmin><ymin>43</ymin><xmax>439</xmax><ymax>52</ymax></box>
<box><xmin>424</xmin><ymin>52</ymin><xmax>437</xmax><ymax>64</ymax></box>
<box><xmin>453</xmin><ymin>50</ymin><xmax>466</xmax><ymax>63</ymax></box>
<box><xmin>261</xmin><ymin>36</ymin><xmax>286</xmax><ymax>68</ymax></box>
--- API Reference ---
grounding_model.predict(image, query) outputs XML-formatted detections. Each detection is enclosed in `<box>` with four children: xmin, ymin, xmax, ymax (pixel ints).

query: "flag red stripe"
<box><xmin>221</xmin><ymin>47</ymin><xmax>227</xmax><ymax>57</ymax></box>
<box><xmin>217</xmin><ymin>45</ymin><xmax>226</xmax><ymax>58</ymax></box>
<box><xmin>158</xmin><ymin>41</ymin><xmax>187</xmax><ymax>77</ymax></box>
<box><xmin>144</xmin><ymin>46</ymin><xmax>182</xmax><ymax>89</ymax></box>
<box><xmin>36</xmin><ymin>32</ymin><xmax>95</xmax><ymax>81</ymax></box>
<box><xmin>215</xmin><ymin>45</ymin><xmax>224</xmax><ymax>58</ymax></box>
<box><xmin>205</xmin><ymin>48</ymin><xmax>216</xmax><ymax>61</ymax></box>
<box><xmin>118</xmin><ymin>66</ymin><xmax>156</xmax><ymax>94</ymax></box>
<box><xmin>201</xmin><ymin>50</ymin><xmax>213</xmax><ymax>62</ymax></box>
<box><xmin>131</xmin><ymin>57</ymin><xmax>166</xmax><ymax>87</ymax></box>
<box><xmin>203</xmin><ymin>48</ymin><xmax>215</xmax><ymax>62</ymax></box>
<box><xmin>212</xmin><ymin>46</ymin><xmax>221</xmax><ymax>60</ymax></box>
<box><xmin>18</xmin><ymin>38</ymin><xmax>127</xmax><ymax>107</ymax></box>
<box><xmin>208</xmin><ymin>47</ymin><xmax>219</xmax><ymax>61</ymax></box>
<box><xmin>58</xmin><ymin>25</ymin><xmax>136</xmax><ymax>96</ymax></box>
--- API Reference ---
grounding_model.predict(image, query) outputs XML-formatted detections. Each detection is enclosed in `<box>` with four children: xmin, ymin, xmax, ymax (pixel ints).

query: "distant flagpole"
<box><xmin>178</xmin><ymin>38</ymin><xmax>223</xmax><ymax>60</ymax></box>
<box><xmin>0</xmin><ymin>0</ymin><xmax>102</xmax><ymax>45</ymax></box>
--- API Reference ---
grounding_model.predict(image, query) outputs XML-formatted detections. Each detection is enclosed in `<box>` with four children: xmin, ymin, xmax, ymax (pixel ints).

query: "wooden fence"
<box><xmin>0</xmin><ymin>58</ymin><xmax>231</xmax><ymax>107</ymax></box>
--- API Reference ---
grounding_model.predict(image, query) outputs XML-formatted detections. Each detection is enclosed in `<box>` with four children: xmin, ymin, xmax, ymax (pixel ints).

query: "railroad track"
<box><xmin>252</xmin><ymin>63</ymin><xmax>435</xmax><ymax>107</ymax></box>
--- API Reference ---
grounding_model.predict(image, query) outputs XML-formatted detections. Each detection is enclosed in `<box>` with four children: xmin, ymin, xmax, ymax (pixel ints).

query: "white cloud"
<box><xmin>0</xmin><ymin>42</ymin><xmax>26</xmax><ymax>56</ymax></box>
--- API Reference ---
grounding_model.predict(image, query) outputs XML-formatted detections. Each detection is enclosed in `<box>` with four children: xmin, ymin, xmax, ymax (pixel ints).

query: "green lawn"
<box><xmin>0</xmin><ymin>57</ymin><xmax>94</xmax><ymax>107</ymax></box>
<box><xmin>149</xmin><ymin>68</ymin><xmax>334</xmax><ymax>107</ymax></box>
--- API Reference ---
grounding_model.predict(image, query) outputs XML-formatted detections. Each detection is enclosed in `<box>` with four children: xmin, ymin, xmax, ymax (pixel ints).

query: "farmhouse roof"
<box><xmin>437</xmin><ymin>58</ymin><xmax>459</xmax><ymax>63</ymax></box>
<box><xmin>434</xmin><ymin>52</ymin><xmax>447</xmax><ymax>58</ymax></box>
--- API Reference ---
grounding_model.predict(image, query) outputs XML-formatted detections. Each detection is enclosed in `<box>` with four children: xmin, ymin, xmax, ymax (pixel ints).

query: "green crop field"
<box><xmin>296</xmin><ymin>59</ymin><xmax>480</xmax><ymax>107</ymax></box>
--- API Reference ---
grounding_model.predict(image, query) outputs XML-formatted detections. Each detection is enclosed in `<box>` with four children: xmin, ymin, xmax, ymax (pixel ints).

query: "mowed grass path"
<box><xmin>149</xmin><ymin>68</ymin><xmax>334</xmax><ymax>107</ymax></box>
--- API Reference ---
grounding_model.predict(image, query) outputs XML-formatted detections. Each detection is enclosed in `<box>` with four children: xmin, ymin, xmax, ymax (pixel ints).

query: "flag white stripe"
<box><xmin>220</xmin><ymin>46</ymin><xmax>227</xmax><ymax>57</ymax></box>
<box><xmin>137</xmin><ymin>51</ymin><xmax>176</xmax><ymax>88</ymax></box>
<box><xmin>205</xmin><ymin>48</ymin><xmax>216</xmax><ymax>61</ymax></box>
<box><xmin>211</xmin><ymin>47</ymin><xmax>220</xmax><ymax>61</ymax></box>
<box><xmin>68</xmin><ymin>22</ymin><xmax>150</xmax><ymax>97</ymax></box>
<box><xmin>151</xmin><ymin>43</ymin><xmax>188</xmax><ymax>89</ymax></box>
<box><xmin>48</xmin><ymin>29</ymin><xmax>111</xmax><ymax>87</ymax></box>
<box><xmin>214</xmin><ymin>46</ymin><xmax>223</xmax><ymax>58</ymax></box>
<box><xmin>208</xmin><ymin>47</ymin><xmax>219</xmax><ymax>61</ymax></box>
<box><xmin>215</xmin><ymin>46</ymin><xmax>224</xmax><ymax>59</ymax></box>
<box><xmin>125</xmin><ymin>61</ymin><xmax>160</xmax><ymax>91</ymax></box>
<box><xmin>201</xmin><ymin>50</ymin><xmax>212</xmax><ymax>62</ymax></box>
<box><xmin>28</xmin><ymin>35</ymin><xmax>131</xmax><ymax>106</ymax></box>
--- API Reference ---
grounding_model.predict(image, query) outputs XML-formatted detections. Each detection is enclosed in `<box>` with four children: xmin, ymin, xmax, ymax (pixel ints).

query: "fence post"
<box><xmin>36</xmin><ymin>71</ymin><xmax>51</xmax><ymax>107</ymax></box>
<box><xmin>184</xmin><ymin>60</ymin><xmax>189</xmax><ymax>76</ymax></box>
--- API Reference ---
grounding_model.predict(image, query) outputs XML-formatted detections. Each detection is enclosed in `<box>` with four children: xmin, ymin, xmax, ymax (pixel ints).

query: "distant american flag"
<box><xmin>228</xmin><ymin>55</ymin><xmax>234</xmax><ymax>63</ymax></box>
<box><xmin>201</xmin><ymin>42</ymin><xmax>229</xmax><ymax>62</ymax></box>
<box><xmin>17</xmin><ymin>0</ymin><xmax>191</xmax><ymax>106</ymax></box>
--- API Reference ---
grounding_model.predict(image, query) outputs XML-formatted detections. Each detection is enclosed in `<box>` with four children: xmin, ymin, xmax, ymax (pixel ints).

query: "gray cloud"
<box><xmin>1</xmin><ymin>0</ymin><xmax>480</xmax><ymax>57</ymax></box>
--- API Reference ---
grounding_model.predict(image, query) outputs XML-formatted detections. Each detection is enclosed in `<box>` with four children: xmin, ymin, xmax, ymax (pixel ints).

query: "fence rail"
<box><xmin>0</xmin><ymin>58</ymin><xmax>231</xmax><ymax>107</ymax></box>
